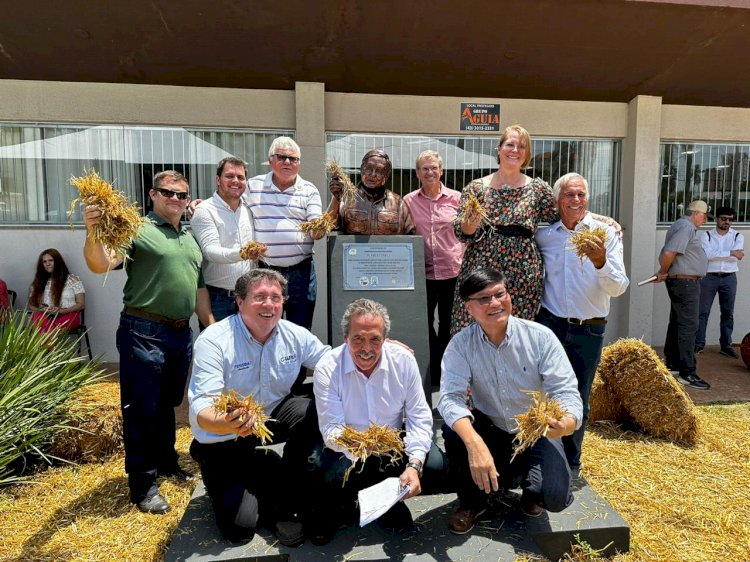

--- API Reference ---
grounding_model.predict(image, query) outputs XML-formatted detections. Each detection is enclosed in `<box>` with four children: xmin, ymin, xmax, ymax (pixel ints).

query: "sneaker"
<box><xmin>720</xmin><ymin>347</ymin><xmax>739</xmax><ymax>359</ymax></box>
<box><xmin>682</xmin><ymin>373</ymin><xmax>711</xmax><ymax>390</ymax></box>
<box><xmin>136</xmin><ymin>492</ymin><xmax>170</xmax><ymax>514</ymax></box>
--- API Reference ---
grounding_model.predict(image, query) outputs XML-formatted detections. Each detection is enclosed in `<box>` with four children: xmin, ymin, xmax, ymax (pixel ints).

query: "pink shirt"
<box><xmin>403</xmin><ymin>185</ymin><xmax>465</xmax><ymax>280</ymax></box>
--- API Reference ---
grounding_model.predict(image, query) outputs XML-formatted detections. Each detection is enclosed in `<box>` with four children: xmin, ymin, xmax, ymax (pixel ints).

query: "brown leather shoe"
<box><xmin>449</xmin><ymin>506</ymin><xmax>486</xmax><ymax>535</ymax></box>
<box><xmin>520</xmin><ymin>496</ymin><xmax>544</xmax><ymax>518</ymax></box>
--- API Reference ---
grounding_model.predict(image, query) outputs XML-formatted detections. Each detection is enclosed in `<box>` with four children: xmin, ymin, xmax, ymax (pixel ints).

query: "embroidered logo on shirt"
<box><xmin>234</xmin><ymin>361</ymin><xmax>251</xmax><ymax>371</ymax></box>
<box><xmin>279</xmin><ymin>353</ymin><xmax>297</xmax><ymax>365</ymax></box>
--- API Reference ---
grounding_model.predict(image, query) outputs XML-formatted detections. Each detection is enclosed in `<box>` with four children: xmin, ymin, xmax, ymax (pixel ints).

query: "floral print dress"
<box><xmin>450</xmin><ymin>177</ymin><xmax>557</xmax><ymax>333</ymax></box>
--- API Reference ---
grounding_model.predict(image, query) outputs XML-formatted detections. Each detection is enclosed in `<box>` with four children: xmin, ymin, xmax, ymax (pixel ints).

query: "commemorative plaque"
<box><xmin>343</xmin><ymin>243</ymin><xmax>414</xmax><ymax>290</ymax></box>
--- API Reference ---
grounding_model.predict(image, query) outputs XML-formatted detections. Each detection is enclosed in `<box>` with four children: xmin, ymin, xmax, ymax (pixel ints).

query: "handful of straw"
<box><xmin>326</xmin><ymin>160</ymin><xmax>357</xmax><ymax>204</ymax></box>
<box><xmin>212</xmin><ymin>390</ymin><xmax>274</xmax><ymax>444</ymax></box>
<box><xmin>458</xmin><ymin>191</ymin><xmax>494</xmax><ymax>238</ymax></box>
<box><xmin>567</xmin><ymin>224</ymin><xmax>608</xmax><ymax>263</ymax></box>
<box><xmin>334</xmin><ymin>423</ymin><xmax>405</xmax><ymax>485</ymax></box>
<box><xmin>299</xmin><ymin>211</ymin><xmax>337</xmax><ymax>238</ymax></box>
<box><xmin>68</xmin><ymin>169</ymin><xmax>148</xmax><ymax>259</ymax></box>
<box><xmin>512</xmin><ymin>390</ymin><xmax>566</xmax><ymax>461</ymax></box>
<box><xmin>239</xmin><ymin>240</ymin><xmax>268</xmax><ymax>261</ymax></box>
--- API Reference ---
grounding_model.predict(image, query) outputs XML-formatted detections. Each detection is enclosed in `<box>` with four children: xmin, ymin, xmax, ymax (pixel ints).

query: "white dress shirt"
<box><xmin>190</xmin><ymin>191</ymin><xmax>255</xmax><ymax>290</ymax></box>
<box><xmin>313</xmin><ymin>342</ymin><xmax>433</xmax><ymax>463</ymax></box>
<box><xmin>701</xmin><ymin>227</ymin><xmax>744</xmax><ymax>274</ymax></box>
<box><xmin>535</xmin><ymin>212</ymin><xmax>629</xmax><ymax>320</ymax></box>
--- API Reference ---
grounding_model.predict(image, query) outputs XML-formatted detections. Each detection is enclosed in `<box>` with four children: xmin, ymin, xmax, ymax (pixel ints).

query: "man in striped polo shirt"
<box><xmin>246</xmin><ymin>137</ymin><xmax>325</xmax><ymax>330</ymax></box>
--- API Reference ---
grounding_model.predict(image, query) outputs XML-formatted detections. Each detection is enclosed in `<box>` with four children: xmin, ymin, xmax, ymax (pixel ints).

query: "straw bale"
<box><xmin>588</xmin><ymin>373</ymin><xmax>628</xmax><ymax>423</ymax></box>
<box><xmin>596</xmin><ymin>338</ymin><xmax>699</xmax><ymax>445</ymax></box>
<box><xmin>51</xmin><ymin>382</ymin><xmax>123</xmax><ymax>463</ymax></box>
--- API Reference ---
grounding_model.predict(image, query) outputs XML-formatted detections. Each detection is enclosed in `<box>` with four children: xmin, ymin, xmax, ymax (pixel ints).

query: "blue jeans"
<box><xmin>536</xmin><ymin>308</ymin><xmax>606</xmax><ymax>472</ymax></box>
<box><xmin>260</xmin><ymin>258</ymin><xmax>315</xmax><ymax>330</ymax></box>
<box><xmin>443</xmin><ymin>410</ymin><xmax>572</xmax><ymax>512</ymax></box>
<box><xmin>696</xmin><ymin>273</ymin><xmax>736</xmax><ymax>349</ymax></box>
<box><xmin>205</xmin><ymin>285</ymin><xmax>238</xmax><ymax>325</ymax></box>
<box><xmin>116</xmin><ymin>313</ymin><xmax>192</xmax><ymax>502</ymax></box>
<box><xmin>664</xmin><ymin>278</ymin><xmax>701</xmax><ymax>377</ymax></box>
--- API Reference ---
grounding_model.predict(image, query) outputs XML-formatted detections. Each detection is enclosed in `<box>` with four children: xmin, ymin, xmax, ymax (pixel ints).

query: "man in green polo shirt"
<box><xmin>84</xmin><ymin>170</ymin><xmax>213</xmax><ymax>514</ymax></box>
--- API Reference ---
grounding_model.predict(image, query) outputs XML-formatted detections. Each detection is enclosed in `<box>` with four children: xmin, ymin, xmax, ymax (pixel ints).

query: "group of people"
<box><xmin>74</xmin><ymin>123</ymin><xmax>739</xmax><ymax>548</ymax></box>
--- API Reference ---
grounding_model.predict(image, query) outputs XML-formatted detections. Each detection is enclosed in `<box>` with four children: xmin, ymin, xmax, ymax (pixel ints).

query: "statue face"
<box><xmin>361</xmin><ymin>156</ymin><xmax>390</xmax><ymax>189</ymax></box>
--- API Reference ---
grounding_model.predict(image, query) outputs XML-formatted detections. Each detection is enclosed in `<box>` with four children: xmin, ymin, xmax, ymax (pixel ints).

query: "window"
<box><xmin>0</xmin><ymin>124</ymin><xmax>293</xmax><ymax>224</ymax></box>
<box><xmin>326</xmin><ymin>133</ymin><xmax>621</xmax><ymax>217</ymax></box>
<box><xmin>659</xmin><ymin>142</ymin><xmax>750</xmax><ymax>223</ymax></box>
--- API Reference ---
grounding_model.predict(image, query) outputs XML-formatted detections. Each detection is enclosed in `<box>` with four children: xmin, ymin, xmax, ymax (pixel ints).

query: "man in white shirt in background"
<box><xmin>190</xmin><ymin>157</ymin><xmax>254</xmax><ymax>324</ymax></box>
<box><xmin>311</xmin><ymin>298</ymin><xmax>446</xmax><ymax>544</ymax></box>
<box><xmin>535</xmin><ymin>172</ymin><xmax>629</xmax><ymax>477</ymax></box>
<box><xmin>695</xmin><ymin>206</ymin><xmax>744</xmax><ymax>358</ymax></box>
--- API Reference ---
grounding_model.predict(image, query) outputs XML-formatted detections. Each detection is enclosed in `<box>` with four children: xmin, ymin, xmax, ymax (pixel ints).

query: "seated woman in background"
<box><xmin>28</xmin><ymin>249</ymin><xmax>85</xmax><ymax>333</ymax></box>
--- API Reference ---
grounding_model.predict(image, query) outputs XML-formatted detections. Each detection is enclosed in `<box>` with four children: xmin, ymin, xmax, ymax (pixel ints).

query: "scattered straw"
<box><xmin>238</xmin><ymin>241</ymin><xmax>268</xmax><ymax>261</ymax></box>
<box><xmin>326</xmin><ymin>160</ymin><xmax>357</xmax><ymax>204</ymax></box>
<box><xmin>333</xmin><ymin>423</ymin><xmax>404</xmax><ymax>485</ymax></box>
<box><xmin>212</xmin><ymin>390</ymin><xmax>274</xmax><ymax>445</ymax></box>
<box><xmin>68</xmin><ymin>170</ymin><xmax>148</xmax><ymax>261</ymax></box>
<box><xmin>0</xmin><ymin>426</ymin><xmax>197</xmax><ymax>562</ymax></box>
<box><xmin>299</xmin><ymin>211</ymin><xmax>337</xmax><ymax>238</ymax></box>
<box><xmin>568</xmin><ymin>224</ymin><xmax>609</xmax><ymax>263</ymax></box>
<box><xmin>51</xmin><ymin>382</ymin><xmax>123</xmax><ymax>463</ymax></box>
<box><xmin>512</xmin><ymin>390</ymin><xmax>566</xmax><ymax>461</ymax></box>
<box><xmin>596</xmin><ymin>338</ymin><xmax>699</xmax><ymax>445</ymax></box>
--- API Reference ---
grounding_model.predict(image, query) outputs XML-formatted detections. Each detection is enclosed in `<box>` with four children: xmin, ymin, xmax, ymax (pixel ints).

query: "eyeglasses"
<box><xmin>272</xmin><ymin>154</ymin><xmax>300</xmax><ymax>164</ymax></box>
<box><xmin>154</xmin><ymin>187</ymin><xmax>189</xmax><ymax>200</ymax></box>
<box><xmin>467</xmin><ymin>291</ymin><xmax>506</xmax><ymax>306</ymax></box>
<box><xmin>718</xmin><ymin>215</ymin><xmax>734</xmax><ymax>221</ymax></box>
<box><xmin>250</xmin><ymin>294</ymin><xmax>285</xmax><ymax>304</ymax></box>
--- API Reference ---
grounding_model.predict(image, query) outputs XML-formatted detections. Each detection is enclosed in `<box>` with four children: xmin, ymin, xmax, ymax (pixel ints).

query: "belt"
<box><xmin>206</xmin><ymin>285</ymin><xmax>235</xmax><ymax>298</ymax></box>
<box><xmin>123</xmin><ymin>306</ymin><xmax>190</xmax><ymax>330</ymax></box>
<box><xmin>540</xmin><ymin>307</ymin><xmax>607</xmax><ymax>326</ymax></box>
<box><xmin>667</xmin><ymin>275</ymin><xmax>702</xmax><ymax>280</ymax></box>
<box><xmin>260</xmin><ymin>256</ymin><xmax>312</xmax><ymax>273</ymax></box>
<box><xmin>707</xmin><ymin>272</ymin><xmax>735</xmax><ymax>278</ymax></box>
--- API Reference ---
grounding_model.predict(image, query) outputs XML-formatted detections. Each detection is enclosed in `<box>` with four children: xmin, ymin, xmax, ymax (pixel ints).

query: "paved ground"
<box><xmin>666</xmin><ymin>344</ymin><xmax>750</xmax><ymax>404</ymax></box>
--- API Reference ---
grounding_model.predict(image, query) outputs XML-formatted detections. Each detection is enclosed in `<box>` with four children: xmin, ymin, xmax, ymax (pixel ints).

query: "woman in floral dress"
<box><xmin>451</xmin><ymin>125</ymin><xmax>556</xmax><ymax>333</ymax></box>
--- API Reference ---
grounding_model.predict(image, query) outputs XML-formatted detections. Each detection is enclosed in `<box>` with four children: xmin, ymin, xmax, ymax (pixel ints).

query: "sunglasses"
<box><xmin>467</xmin><ymin>291</ymin><xmax>506</xmax><ymax>306</ymax></box>
<box><xmin>153</xmin><ymin>187</ymin><xmax>189</xmax><ymax>200</ymax></box>
<box><xmin>272</xmin><ymin>154</ymin><xmax>300</xmax><ymax>164</ymax></box>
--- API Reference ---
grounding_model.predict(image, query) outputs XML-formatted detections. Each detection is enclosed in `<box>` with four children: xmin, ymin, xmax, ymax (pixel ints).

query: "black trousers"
<box><xmin>442</xmin><ymin>409</ymin><xmax>572</xmax><ymax>512</ymax></box>
<box><xmin>426</xmin><ymin>277</ymin><xmax>458</xmax><ymax>385</ymax></box>
<box><xmin>190</xmin><ymin>394</ymin><xmax>322</xmax><ymax>541</ymax></box>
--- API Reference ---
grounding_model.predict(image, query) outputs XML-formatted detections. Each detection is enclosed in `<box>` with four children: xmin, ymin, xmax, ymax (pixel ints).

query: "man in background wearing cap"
<box><xmin>655</xmin><ymin>200</ymin><xmax>710</xmax><ymax>390</ymax></box>
<box><xmin>695</xmin><ymin>206</ymin><xmax>744</xmax><ymax>358</ymax></box>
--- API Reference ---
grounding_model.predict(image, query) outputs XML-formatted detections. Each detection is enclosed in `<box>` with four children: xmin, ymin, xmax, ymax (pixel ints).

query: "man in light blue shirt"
<box><xmin>535</xmin><ymin>172</ymin><xmax>629</xmax><ymax>475</ymax></box>
<box><xmin>188</xmin><ymin>269</ymin><xmax>330</xmax><ymax>546</ymax></box>
<box><xmin>438</xmin><ymin>269</ymin><xmax>581</xmax><ymax>535</ymax></box>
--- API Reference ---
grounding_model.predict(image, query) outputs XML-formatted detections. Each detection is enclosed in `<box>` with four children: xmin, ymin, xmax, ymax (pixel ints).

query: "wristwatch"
<box><xmin>406</xmin><ymin>461</ymin><xmax>423</xmax><ymax>478</ymax></box>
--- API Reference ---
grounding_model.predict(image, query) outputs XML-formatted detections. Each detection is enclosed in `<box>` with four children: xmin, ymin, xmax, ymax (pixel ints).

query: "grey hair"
<box><xmin>341</xmin><ymin>299</ymin><xmax>391</xmax><ymax>338</ymax></box>
<box><xmin>416</xmin><ymin>150</ymin><xmax>443</xmax><ymax>171</ymax></box>
<box><xmin>552</xmin><ymin>172</ymin><xmax>589</xmax><ymax>200</ymax></box>
<box><xmin>234</xmin><ymin>269</ymin><xmax>288</xmax><ymax>299</ymax></box>
<box><xmin>268</xmin><ymin>136</ymin><xmax>301</xmax><ymax>159</ymax></box>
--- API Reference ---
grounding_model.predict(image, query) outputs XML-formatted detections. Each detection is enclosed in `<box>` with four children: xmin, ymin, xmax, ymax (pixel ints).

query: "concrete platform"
<box><xmin>165</xmin><ymin>469</ymin><xmax>628</xmax><ymax>562</ymax></box>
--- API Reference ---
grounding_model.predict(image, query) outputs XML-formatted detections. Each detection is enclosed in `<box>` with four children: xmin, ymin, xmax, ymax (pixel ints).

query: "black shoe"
<box><xmin>136</xmin><ymin>492</ymin><xmax>170</xmax><ymax>514</ymax></box>
<box><xmin>276</xmin><ymin>518</ymin><xmax>305</xmax><ymax>547</ymax></box>
<box><xmin>377</xmin><ymin>501</ymin><xmax>417</xmax><ymax>537</ymax></box>
<box><xmin>160</xmin><ymin>466</ymin><xmax>196</xmax><ymax>482</ymax></box>
<box><xmin>720</xmin><ymin>347</ymin><xmax>739</xmax><ymax>359</ymax></box>
<box><xmin>695</xmin><ymin>346</ymin><xmax>704</xmax><ymax>354</ymax></box>
<box><xmin>682</xmin><ymin>373</ymin><xmax>711</xmax><ymax>390</ymax></box>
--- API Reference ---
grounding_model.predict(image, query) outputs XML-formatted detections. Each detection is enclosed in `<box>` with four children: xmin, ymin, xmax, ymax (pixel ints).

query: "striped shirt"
<box><xmin>245</xmin><ymin>172</ymin><xmax>322</xmax><ymax>267</ymax></box>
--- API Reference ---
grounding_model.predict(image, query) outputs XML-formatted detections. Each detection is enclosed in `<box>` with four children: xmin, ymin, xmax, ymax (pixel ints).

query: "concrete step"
<box><xmin>164</xmin><ymin>476</ymin><xmax>629</xmax><ymax>562</ymax></box>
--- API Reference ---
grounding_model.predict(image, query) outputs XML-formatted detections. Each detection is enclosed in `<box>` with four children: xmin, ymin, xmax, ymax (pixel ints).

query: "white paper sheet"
<box><xmin>358</xmin><ymin>477</ymin><xmax>410</xmax><ymax>527</ymax></box>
